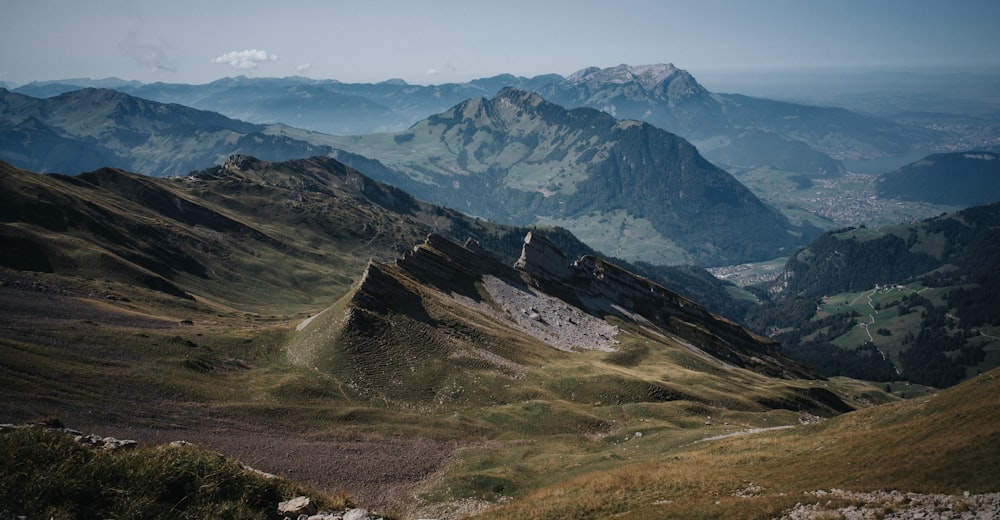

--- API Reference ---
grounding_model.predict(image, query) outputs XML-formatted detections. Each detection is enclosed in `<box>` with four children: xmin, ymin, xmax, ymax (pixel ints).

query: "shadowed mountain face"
<box><xmin>0</xmin><ymin>154</ymin><xmax>744</xmax><ymax>314</ymax></box>
<box><xmin>318</xmin><ymin>88</ymin><xmax>811</xmax><ymax>266</ymax></box>
<box><xmin>0</xmin><ymin>155</ymin><xmax>572</xmax><ymax>311</ymax></box>
<box><xmin>876</xmin><ymin>152</ymin><xmax>1000</xmax><ymax>207</ymax></box>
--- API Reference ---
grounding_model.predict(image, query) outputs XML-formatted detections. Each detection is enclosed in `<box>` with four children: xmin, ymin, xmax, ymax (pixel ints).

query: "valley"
<box><xmin>730</xmin><ymin>169</ymin><xmax>958</xmax><ymax>230</ymax></box>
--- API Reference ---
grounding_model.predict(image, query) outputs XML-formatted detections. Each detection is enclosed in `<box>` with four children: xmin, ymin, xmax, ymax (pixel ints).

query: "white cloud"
<box><xmin>212</xmin><ymin>49</ymin><xmax>278</xmax><ymax>70</ymax></box>
<box><xmin>296</xmin><ymin>63</ymin><xmax>312</xmax><ymax>73</ymax></box>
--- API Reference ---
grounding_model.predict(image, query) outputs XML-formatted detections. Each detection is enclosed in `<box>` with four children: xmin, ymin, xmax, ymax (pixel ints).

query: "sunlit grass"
<box><xmin>471</xmin><ymin>369</ymin><xmax>1000</xmax><ymax>519</ymax></box>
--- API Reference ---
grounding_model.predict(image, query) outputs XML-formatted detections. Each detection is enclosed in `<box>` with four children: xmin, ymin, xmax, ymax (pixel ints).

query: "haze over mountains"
<box><xmin>4</xmin><ymin>61</ymin><xmax>999</xmax><ymax>271</ymax></box>
<box><xmin>12</xmin><ymin>63</ymin><xmax>975</xmax><ymax>175</ymax></box>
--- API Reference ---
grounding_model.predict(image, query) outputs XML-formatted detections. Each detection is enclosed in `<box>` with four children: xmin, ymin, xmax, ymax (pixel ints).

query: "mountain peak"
<box><xmin>491</xmin><ymin>87</ymin><xmax>546</xmax><ymax>112</ymax></box>
<box><xmin>378</xmin><ymin>78</ymin><xmax>408</xmax><ymax>86</ymax></box>
<box><xmin>566</xmin><ymin>63</ymin><xmax>680</xmax><ymax>88</ymax></box>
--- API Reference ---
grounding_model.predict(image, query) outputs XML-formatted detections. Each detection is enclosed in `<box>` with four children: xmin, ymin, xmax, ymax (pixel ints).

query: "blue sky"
<box><xmin>3</xmin><ymin>0</ymin><xmax>999</xmax><ymax>87</ymax></box>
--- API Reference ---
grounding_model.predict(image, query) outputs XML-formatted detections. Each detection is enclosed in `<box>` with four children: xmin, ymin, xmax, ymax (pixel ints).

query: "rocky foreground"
<box><xmin>780</xmin><ymin>489</ymin><xmax>1000</xmax><ymax>520</ymax></box>
<box><xmin>276</xmin><ymin>495</ymin><xmax>380</xmax><ymax>520</ymax></box>
<box><xmin>5</xmin><ymin>409</ymin><xmax>1000</xmax><ymax>519</ymax></box>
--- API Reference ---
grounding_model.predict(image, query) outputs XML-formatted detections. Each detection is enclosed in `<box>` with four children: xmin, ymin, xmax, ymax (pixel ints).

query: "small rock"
<box><xmin>343</xmin><ymin>509</ymin><xmax>370</xmax><ymax>520</ymax></box>
<box><xmin>278</xmin><ymin>496</ymin><xmax>316</xmax><ymax>516</ymax></box>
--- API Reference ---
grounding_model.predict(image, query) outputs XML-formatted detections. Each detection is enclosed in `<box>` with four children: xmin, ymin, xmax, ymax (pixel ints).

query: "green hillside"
<box><xmin>0</xmin><ymin>88</ymin><xmax>332</xmax><ymax>176</ymax></box>
<box><xmin>750</xmin><ymin>203</ymin><xmax>1000</xmax><ymax>387</ymax></box>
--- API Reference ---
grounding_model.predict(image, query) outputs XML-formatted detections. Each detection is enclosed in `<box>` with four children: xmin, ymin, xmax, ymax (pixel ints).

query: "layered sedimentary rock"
<box><xmin>348</xmin><ymin>232</ymin><xmax>809</xmax><ymax>378</ymax></box>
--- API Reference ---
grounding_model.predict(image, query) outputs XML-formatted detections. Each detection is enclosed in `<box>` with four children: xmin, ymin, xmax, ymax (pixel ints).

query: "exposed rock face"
<box><xmin>779</xmin><ymin>489</ymin><xmax>1000</xmax><ymax>520</ymax></box>
<box><xmin>514</xmin><ymin>231</ymin><xmax>571</xmax><ymax>282</ymax></box>
<box><xmin>403</xmin><ymin>233</ymin><xmax>516</xmax><ymax>282</ymax></box>
<box><xmin>223</xmin><ymin>153</ymin><xmax>264</xmax><ymax>174</ymax></box>
<box><xmin>512</xmin><ymin>236</ymin><xmax>810</xmax><ymax>378</ymax></box>
<box><xmin>349</xmin><ymin>232</ymin><xmax>811</xmax><ymax>378</ymax></box>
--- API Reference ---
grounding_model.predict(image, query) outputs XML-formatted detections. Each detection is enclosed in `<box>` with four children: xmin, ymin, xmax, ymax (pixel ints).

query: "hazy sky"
<box><xmin>3</xmin><ymin>0</ymin><xmax>999</xmax><ymax>87</ymax></box>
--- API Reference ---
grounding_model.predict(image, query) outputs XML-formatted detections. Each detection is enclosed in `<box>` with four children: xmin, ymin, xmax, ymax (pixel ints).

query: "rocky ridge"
<box><xmin>363</xmin><ymin>231</ymin><xmax>812</xmax><ymax>377</ymax></box>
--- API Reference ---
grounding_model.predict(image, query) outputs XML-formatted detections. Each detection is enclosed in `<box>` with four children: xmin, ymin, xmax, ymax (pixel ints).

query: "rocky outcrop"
<box><xmin>400</xmin><ymin>234</ymin><xmax>517</xmax><ymax>280</ymax></box>
<box><xmin>509</xmin><ymin>234</ymin><xmax>812</xmax><ymax>378</ymax></box>
<box><xmin>514</xmin><ymin>232</ymin><xmax>570</xmax><ymax>282</ymax></box>
<box><xmin>349</xmin><ymin>232</ymin><xmax>812</xmax><ymax>378</ymax></box>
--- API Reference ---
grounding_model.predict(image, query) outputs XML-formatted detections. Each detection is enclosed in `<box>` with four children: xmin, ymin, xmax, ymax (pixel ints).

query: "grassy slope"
<box><xmin>473</xmin><ymin>368</ymin><xmax>1000</xmax><ymax>519</ymax></box>
<box><xmin>4</xmin><ymin>262</ymin><xmax>991</xmax><ymax>518</ymax></box>
<box><xmin>276</xmin><ymin>247</ymin><xmax>910</xmax><ymax>516</ymax></box>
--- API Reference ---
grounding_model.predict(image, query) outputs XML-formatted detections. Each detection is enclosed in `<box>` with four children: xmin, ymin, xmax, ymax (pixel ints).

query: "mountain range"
<box><xmin>12</xmin><ymin>64</ymin><xmax>949</xmax><ymax>175</ymax></box>
<box><xmin>3</xmin><ymin>63</ymin><xmax>1000</xmax><ymax>516</ymax></box>
<box><xmin>2</xmin><ymin>155</ymin><xmax>862</xmax><ymax>513</ymax></box>
<box><xmin>0</xmin><ymin>154</ymin><xmax>602</xmax><ymax>311</ymax></box>
<box><xmin>0</xmin><ymin>85</ymin><xmax>814</xmax><ymax>266</ymax></box>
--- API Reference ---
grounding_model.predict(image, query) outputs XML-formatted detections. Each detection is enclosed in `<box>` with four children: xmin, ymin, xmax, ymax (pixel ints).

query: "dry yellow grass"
<box><xmin>472</xmin><ymin>369</ymin><xmax>1000</xmax><ymax>519</ymax></box>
